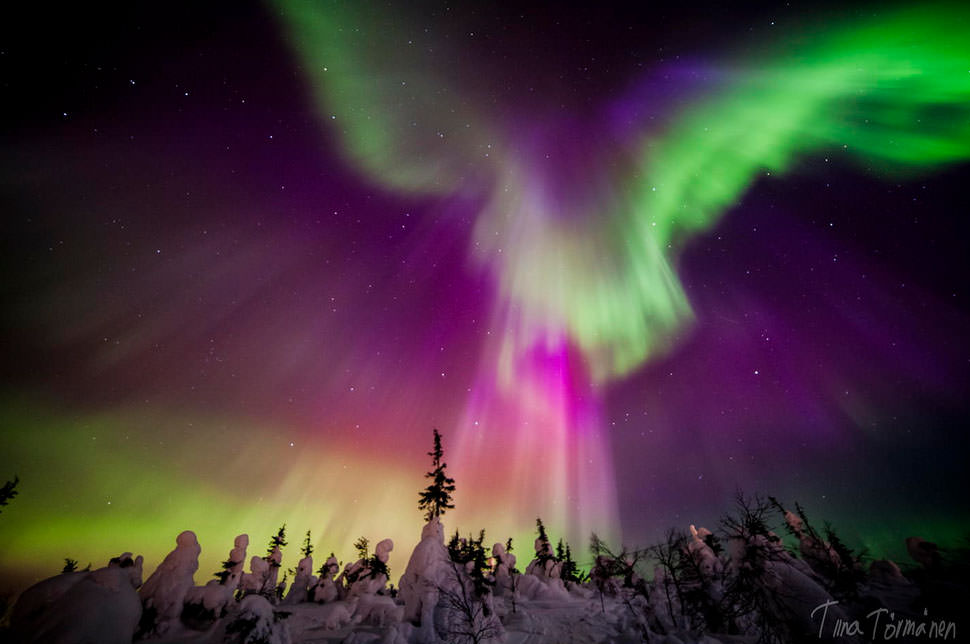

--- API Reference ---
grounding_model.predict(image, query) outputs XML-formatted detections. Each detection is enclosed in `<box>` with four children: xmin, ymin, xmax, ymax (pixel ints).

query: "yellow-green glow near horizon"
<box><xmin>0</xmin><ymin>399</ymin><xmax>427</xmax><ymax>583</ymax></box>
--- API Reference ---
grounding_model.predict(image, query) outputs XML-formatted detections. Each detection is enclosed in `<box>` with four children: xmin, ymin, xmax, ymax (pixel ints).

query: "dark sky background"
<box><xmin>1</xmin><ymin>1</ymin><xmax>969</xmax><ymax>588</ymax></box>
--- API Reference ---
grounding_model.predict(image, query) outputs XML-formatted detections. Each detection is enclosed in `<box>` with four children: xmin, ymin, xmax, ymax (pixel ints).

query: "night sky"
<box><xmin>2</xmin><ymin>1</ymin><xmax>969</xmax><ymax>589</ymax></box>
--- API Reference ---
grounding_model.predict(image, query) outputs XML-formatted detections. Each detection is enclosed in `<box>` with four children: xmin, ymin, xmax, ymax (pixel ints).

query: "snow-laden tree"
<box><xmin>310</xmin><ymin>553</ymin><xmax>340</xmax><ymax>603</ymax></box>
<box><xmin>239</xmin><ymin>555</ymin><xmax>270</xmax><ymax>597</ymax></box>
<box><xmin>183</xmin><ymin>533</ymin><xmax>251</xmax><ymax>628</ymax></box>
<box><xmin>526</xmin><ymin>517</ymin><xmax>560</xmax><ymax>580</ymax></box>
<box><xmin>138</xmin><ymin>530</ymin><xmax>200</xmax><ymax>636</ymax></box>
<box><xmin>282</xmin><ymin>530</ymin><xmax>315</xmax><ymax>604</ymax></box>
<box><xmin>398</xmin><ymin>516</ymin><xmax>452</xmax><ymax>643</ymax></box>
<box><xmin>437</xmin><ymin>555</ymin><xmax>503</xmax><ymax>644</ymax></box>
<box><xmin>214</xmin><ymin>533</ymin><xmax>249</xmax><ymax>588</ymax></box>
<box><xmin>490</xmin><ymin>540</ymin><xmax>520</xmax><ymax>611</ymax></box>
<box><xmin>225</xmin><ymin>594</ymin><xmax>292</xmax><ymax>644</ymax></box>
<box><xmin>261</xmin><ymin>524</ymin><xmax>287</xmax><ymax>600</ymax></box>
<box><xmin>348</xmin><ymin>539</ymin><xmax>402</xmax><ymax>625</ymax></box>
<box><xmin>447</xmin><ymin>529</ymin><xmax>492</xmax><ymax>600</ymax></box>
<box><xmin>343</xmin><ymin>537</ymin><xmax>394</xmax><ymax>598</ymax></box>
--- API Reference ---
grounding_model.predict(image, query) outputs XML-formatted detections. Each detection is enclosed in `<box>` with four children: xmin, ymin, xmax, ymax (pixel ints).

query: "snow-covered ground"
<box><xmin>2</xmin><ymin>512</ymin><xmax>965</xmax><ymax>644</ymax></box>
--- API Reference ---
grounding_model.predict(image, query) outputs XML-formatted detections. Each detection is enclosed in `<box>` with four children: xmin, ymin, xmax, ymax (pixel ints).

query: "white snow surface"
<box><xmin>283</xmin><ymin>555</ymin><xmax>315</xmax><ymax>605</ymax></box>
<box><xmin>139</xmin><ymin>530</ymin><xmax>201</xmax><ymax>635</ymax></box>
<box><xmin>5</xmin><ymin>522</ymin><xmax>945</xmax><ymax>644</ymax></box>
<box><xmin>240</xmin><ymin>555</ymin><xmax>269</xmax><ymax>597</ymax></box>
<box><xmin>396</xmin><ymin>516</ymin><xmax>451</xmax><ymax>642</ymax></box>
<box><xmin>8</xmin><ymin>553</ymin><xmax>143</xmax><ymax>644</ymax></box>
<box><xmin>309</xmin><ymin>555</ymin><xmax>341</xmax><ymax>604</ymax></box>
<box><xmin>218</xmin><ymin>594</ymin><xmax>293</xmax><ymax>644</ymax></box>
<box><xmin>229</xmin><ymin>535</ymin><xmax>249</xmax><ymax>578</ymax></box>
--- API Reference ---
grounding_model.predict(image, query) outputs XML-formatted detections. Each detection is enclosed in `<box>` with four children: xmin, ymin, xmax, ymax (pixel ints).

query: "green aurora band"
<box><xmin>273</xmin><ymin>2</ymin><xmax>970</xmax><ymax>383</ymax></box>
<box><xmin>4</xmin><ymin>2</ymin><xmax>970</xmax><ymax>592</ymax></box>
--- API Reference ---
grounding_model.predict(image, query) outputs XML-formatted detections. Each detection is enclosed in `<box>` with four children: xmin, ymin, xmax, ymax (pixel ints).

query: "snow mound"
<box><xmin>225</xmin><ymin>594</ymin><xmax>291</xmax><ymax>644</ymax></box>
<box><xmin>397</xmin><ymin>517</ymin><xmax>451</xmax><ymax>643</ymax></box>
<box><xmin>139</xmin><ymin>529</ymin><xmax>201</xmax><ymax>635</ymax></box>
<box><xmin>9</xmin><ymin>553</ymin><xmax>143</xmax><ymax>644</ymax></box>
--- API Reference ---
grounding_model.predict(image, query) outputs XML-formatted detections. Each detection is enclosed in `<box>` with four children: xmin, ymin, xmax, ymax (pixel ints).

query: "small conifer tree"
<box><xmin>317</xmin><ymin>552</ymin><xmax>338</xmax><ymax>577</ymax></box>
<box><xmin>264</xmin><ymin>524</ymin><xmax>287</xmax><ymax>568</ymax></box>
<box><xmin>276</xmin><ymin>571</ymin><xmax>288</xmax><ymax>600</ymax></box>
<box><xmin>535</xmin><ymin>517</ymin><xmax>554</xmax><ymax>566</ymax></box>
<box><xmin>418</xmin><ymin>429</ymin><xmax>456</xmax><ymax>521</ymax></box>
<box><xmin>536</xmin><ymin>518</ymin><xmax>549</xmax><ymax>548</ymax></box>
<box><xmin>301</xmin><ymin>530</ymin><xmax>314</xmax><ymax>558</ymax></box>
<box><xmin>214</xmin><ymin>557</ymin><xmax>236</xmax><ymax>584</ymax></box>
<box><xmin>446</xmin><ymin>528</ymin><xmax>493</xmax><ymax>599</ymax></box>
<box><xmin>354</xmin><ymin>536</ymin><xmax>369</xmax><ymax>561</ymax></box>
<box><xmin>502</xmin><ymin>537</ymin><xmax>521</xmax><ymax>613</ymax></box>
<box><xmin>447</xmin><ymin>530</ymin><xmax>462</xmax><ymax>560</ymax></box>
<box><xmin>368</xmin><ymin>551</ymin><xmax>390</xmax><ymax>581</ymax></box>
<box><xmin>0</xmin><ymin>476</ymin><xmax>18</xmax><ymax>514</ymax></box>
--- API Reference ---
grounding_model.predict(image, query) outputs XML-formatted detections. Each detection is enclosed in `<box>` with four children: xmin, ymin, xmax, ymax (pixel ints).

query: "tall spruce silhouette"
<box><xmin>418</xmin><ymin>428</ymin><xmax>456</xmax><ymax>521</ymax></box>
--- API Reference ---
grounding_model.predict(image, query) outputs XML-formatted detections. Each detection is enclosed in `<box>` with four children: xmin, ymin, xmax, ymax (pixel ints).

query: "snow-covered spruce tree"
<box><xmin>770</xmin><ymin>496</ymin><xmax>865</xmax><ymax>601</ymax></box>
<box><xmin>339</xmin><ymin>536</ymin><xmax>393</xmax><ymax>599</ymax></box>
<box><xmin>342</xmin><ymin>537</ymin><xmax>371</xmax><ymax>585</ymax></box>
<box><xmin>266</xmin><ymin>524</ymin><xmax>288</xmax><ymax>561</ymax></box>
<box><xmin>225</xmin><ymin>594</ymin><xmax>291</xmax><ymax>644</ymax></box>
<box><xmin>310</xmin><ymin>552</ymin><xmax>340</xmax><ymax>603</ymax></box>
<box><xmin>527</xmin><ymin>517</ymin><xmax>557</xmax><ymax>576</ymax></box>
<box><xmin>334</xmin><ymin>536</ymin><xmax>370</xmax><ymax>595</ymax></box>
<box><xmin>560</xmin><ymin>542</ymin><xmax>585</xmax><ymax>584</ymax></box>
<box><xmin>590</xmin><ymin>533</ymin><xmax>652</xmax><ymax>640</ymax></box>
<box><xmin>649</xmin><ymin>527</ymin><xmax>728</xmax><ymax>634</ymax></box>
<box><xmin>493</xmin><ymin>538</ymin><xmax>521</xmax><ymax>613</ymax></box>
<box><xmin>589</xmin><ymin>534</ymin><xmax>618</xmax><ymax>612</ymax></box>
<box><xmin>718</xmin><ymin>492</ymin><xmax>803</xmax><ymax>644</ymax></box>
<box><xmin>447</xmin><ymin>530</ymin><xmax>461</xmax><ymax>558</ymax></box>
<box><xmin>354</xmin><ymin>536</ymin><xmax>369</xmax><ymax>562</ymax></box>
<box><xmin>214</xmin><ymin>558</ymin><xmax>236</xmax><ymax>585</ymax></box>
<box><xmin>275</xmin><ymin>571</ymin><xmax>288</xmax><ymax>601</ymax></box>
<box><xmin>536</xmin><ymin>517</ymin><xmax>549</xmax><ymax>548</ymax></box>
<box><xmin>590</xmin><ymin>534</ymin><xmax>644</xmax><ymax>602</ymax></box>
<box><xmin>418</xmin><ymin>428</ymin><xmax>455</xmax><ymax>521</ymax></box>
<box><xmin>301</xmin><ymin>529</ymin><xmax>314</xmax><ymax>558</ymax></box>
<box><xmin>448</xmin><ymin>529</ymin><xmax>492</xmax><ymax>598</ymax></box>
<box><xmin>317</xmin><ymin>551</ymin><xmax>338</xmax><ymax>577</ymax></box>
<box><xmin>552</xmin><ymin>537</ymin><xmax>585</xmax><ymax>585</ymax></box>
<box><xmin>440</xmin><ymin>537</ymin><xmax>502</xmax><ymax>644</ymax></box>
<box><xmin>261</xmin><ymin>524</ymin><xmax>287</xmax><ymax>600</ymax></box>
<box><xmin>215</xmin><ymin>533</ymin><xmax>248</xmax><ymax>587</ymax></box>
<box><xmin>282</xmin><ymin>529</ymin><xmax>315</xmax><ymax>605</ymax></box>
<box><xmin>368</xmin><ymin>544</ymin><xmax>390</xmax><ymax>582</ymax></box>
<box><xmin>138</xmin><ymin>530</ymin><xmax>202</xmax><ymax>637</ymax></box>
<box><xmin>346</xmin><ymin>535</ymin><xmax>392</xmax><ymax>589</ymax></box>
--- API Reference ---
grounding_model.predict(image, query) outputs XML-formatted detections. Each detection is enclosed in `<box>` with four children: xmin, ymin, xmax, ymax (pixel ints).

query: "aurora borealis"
<box><xmin>2</xmin><ymin>0</ymin><xmax>970</xmax><ymax>593</ymax></box>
